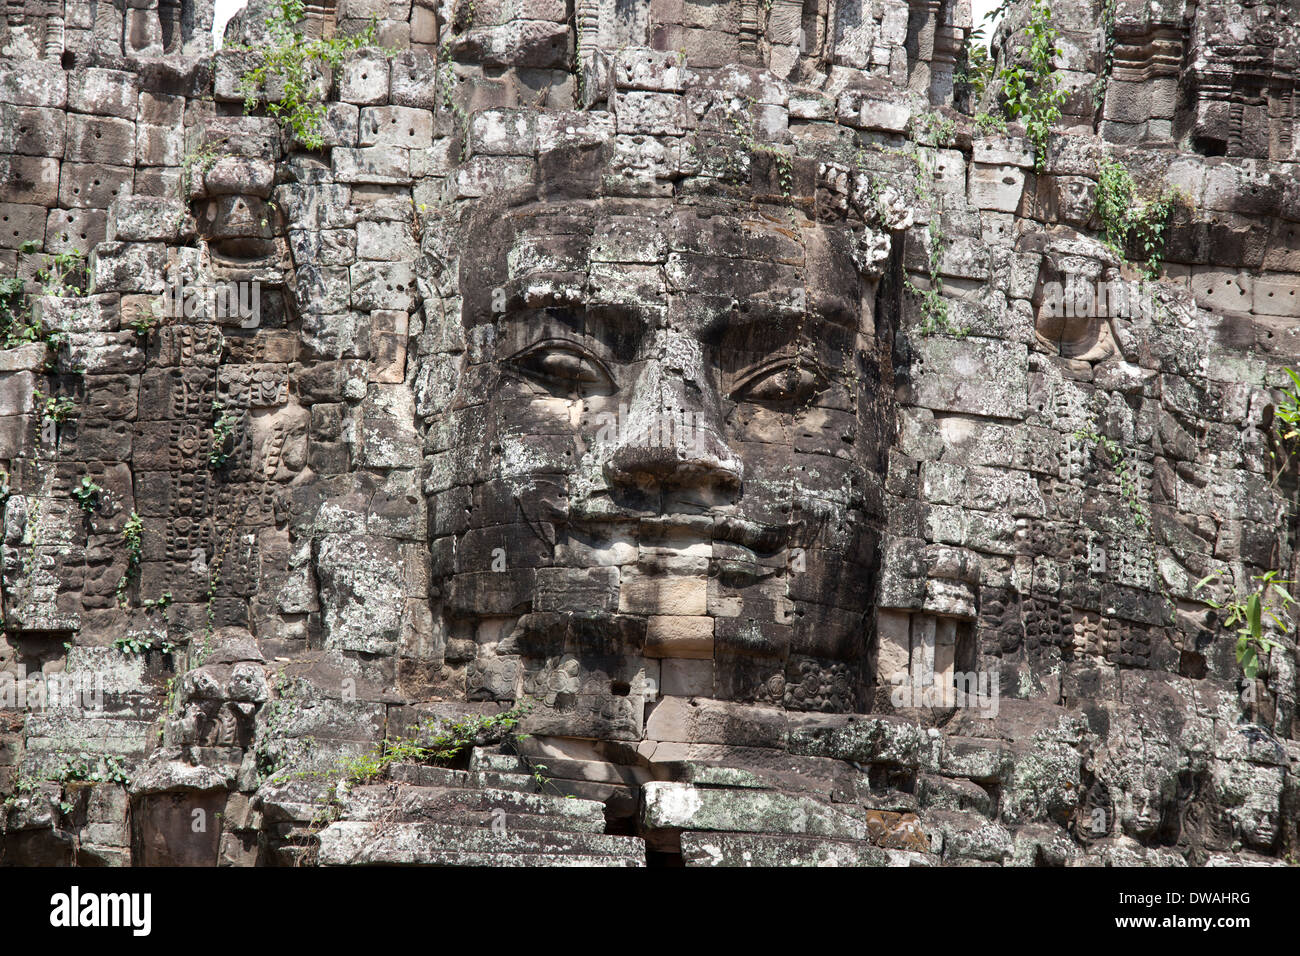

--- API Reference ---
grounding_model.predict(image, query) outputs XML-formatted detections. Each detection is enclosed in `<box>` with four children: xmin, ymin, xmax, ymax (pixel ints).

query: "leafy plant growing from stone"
<box><xmin>1267</xmin><ymin>367</ymin><xmax>1300</xmax><ymax>486</ymax></box>
<box><xmin>34</xmin><ymin>390</ymin><xmax>76</xmax><ymax>425</ymax></box>
<box><xmin>52</xmin><ymin>753</ymin><xmax>131</xmax><ymax>788</ymax></box>
<box><xmin>1094</xmin><ymin>156</ymin><xmax>1178</xmax><ymax>279</ymax></box>
<box><xmin>115</xmin><ymin>511</ymin><xmax>144</xmax><ymax>607</ymax></box>
<box><xmin>127</xmin><ymin>309</ymin><xmax>161</xmax><ymax>338</ymax></box>
<box><xmin>26</xmin><ymin>753</ymin><xmax>135</xmax><ymax>812</ymax></box>
<box><xmin>142</xmin><ymin>591</ymin><xmax>173</xmax><ymax>615</ymax></box>
<box><xmin>339</xmin><ymin>704</ymin><xmax>534</xmax><ymax>786</ymax></box>
<box><xmin>956</xmin><ymin>42</ymin><xmax>995</xmax><ymax>112</ymax></box>
<box><xmin>71</xmin><ymin>475</ymin><xmax>102</xmax><ymax>514</ymax></box>
<box><xmin>974</xmin><ymin>110</ymin><xmax>1008</xmax><ymax>134</ymax></box>
<box><xmin>237</xmin><ymin>0</ymin><xmax>380</xmax><ymax>150</ymax></box>
<box><xmin>113</xmin><ymin>624</ymin><xmax>175</xmax><ymax>656</ymax></box>
<box><xmin>35</xmin><ymin>249</ymin><xmax>89</xmax><ymax>298</ymax></box>
<box><xmin>912</xmin><ymin>111</ymin><xmax>957</xmax><ymax>148</ymax></box>
<box><xmin>0</xmin><ymin>242</ymin><xmax>80</xmax><ymax>350</ymax></box>
<box><xmin>997</xmin><ymin>0</ymin><xmax>1066</xmax><ymax>172</ymax></box>
<box><xmin>2</xmin><ymin>770</ymin><xmax>39</xmax><ymax>807</ymax></box>
<box><xmin>1195</xmin><ymin>570</ymin><xmax>1294</xmax><ymax>680</ymax></box>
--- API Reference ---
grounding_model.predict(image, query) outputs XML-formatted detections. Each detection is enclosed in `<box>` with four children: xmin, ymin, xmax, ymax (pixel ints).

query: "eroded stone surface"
<box><xmin>0</xmin><ymin>0</ymin><xmax>1298</xmax><ymax>867</ymax></box>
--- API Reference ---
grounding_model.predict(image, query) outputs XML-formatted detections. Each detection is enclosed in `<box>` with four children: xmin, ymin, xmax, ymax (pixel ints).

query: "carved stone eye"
<box><xmin>508</xmin><ymin>340</ymin><xmax>614</xmax><ymax>393</ymax></box>
<box><xmin>732</xmin><ymin>361</ymin><xmax>826</xmax><ymax>406</ymax></box>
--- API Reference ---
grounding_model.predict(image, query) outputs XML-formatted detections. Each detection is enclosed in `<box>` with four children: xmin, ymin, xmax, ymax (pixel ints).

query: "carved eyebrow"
<box><xmin>493</xmin><ymin>305</ymin><xmax>647</xmax><ymax>367</ymax></box>
<box><xmin>488</xmin><ymin>274</ymin><xmax>587</xmax><ymax>317</ymax></box>
<box><xmin>493</xmin><ymin>298</ymin><xmax>648</xmax><ymax>339</ymax></box>
<box><xmin>700</xmin><ymin>301</ymin><xmax>857</xmax><ymax>344</ymax></box>
<box><xmin>729</xmin><ymin>348</ymin><xmax>832</xmax><ymax>388</ymax></box>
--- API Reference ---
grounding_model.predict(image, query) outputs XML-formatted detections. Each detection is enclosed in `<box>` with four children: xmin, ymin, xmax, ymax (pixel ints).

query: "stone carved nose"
<box><xmin>602</xmin><ymin>333</ymin><xmax>742</xmax><ymax>494</ymax></box>
<box><xmin>604</xmin><ymin>421</ymin><xmax>742</xmax><ymax>492</ymax></box>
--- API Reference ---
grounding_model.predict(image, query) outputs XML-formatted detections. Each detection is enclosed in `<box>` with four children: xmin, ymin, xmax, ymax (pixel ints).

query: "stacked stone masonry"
<box><xmin>0</xmin><ymin>0</ymin><xmax>1297</xmax><ymax>866</ymax></box>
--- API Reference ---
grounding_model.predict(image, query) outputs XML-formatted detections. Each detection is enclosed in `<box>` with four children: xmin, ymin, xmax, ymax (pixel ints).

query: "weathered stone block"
<box><xmin>44</xmin><ymin>206</ymin><xmax>108</xmax><ymax>253</ymax></box>
<box><xmin>969</xmin><ymin>162</ymin><xmax>1026</xmax><ymax>213</ymax></box>
<box><xmin>389</xmin><ymin>51</ymin><xmax>438</xmax><ymax>109</ymax></box>
<box><xmin>908</xmin><ymin>338</ymin><xmax>1029</xmax><ymax>418</ymax></box>
<box><xmin>339</xmin><ymin>52</ymin><xmax>392</xmax><ymax>104</ymax></box>
<box><xmin>0</xmin><ymin>63</ymin><xmax>68</xmax><ymax>108</ymax></box>
<box><xmin>644</xmin><ymin>616</ymin><xmax>715</xmax><ymax>659</ymax></box>
<box><xmin>64</xmin><ymin>115</ymin><xmax>135</xmax><ymax>165</ymax></box>
<box><xmin>68</xmin><ymin>68</ymin><xmax>139</xmax><ymax>119</ymax></box>
<box><xmin>0</xmin><ymin>202</ymin><xmax>48</xmax><ymax>250</ymax></box>
<box><xmin>333</xmin><ymin>146</ymin><xmax>411</xmax><ymax>184</ymax></box>
<box><xmin>107</xmin><ymin>196</ymin><xmax>187</xmax><ymax>242</ymax></box>
<box><xmin>0</xmin><ymin>155</ymin><xmax>61</xmax><ymax>206</ymax></box>
<box><xmin>135</xmin><ymin>123</ymin><xmax>184</xmax><ymax>167</ymax></box>
<box><xmin>90</xmin><ymin>241</ymin><xmax>167</xmax><ymax>293</ymax></box>
<box><xmin>0</xmin><ymin>105</ymin><xmax>66</xmax><ymax>157</ymax></box>
<box><xmin>57</xmin><ymin>162</ymin><xmax>133</xmax><ymax>209</ymax></box>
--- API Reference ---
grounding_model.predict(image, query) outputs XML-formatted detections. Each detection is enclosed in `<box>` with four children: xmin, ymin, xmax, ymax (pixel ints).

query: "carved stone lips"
<box><xmin>564</xmin><ymin>507</ymin><xmax>796</xmax><ymax>556</ymax></box>
<box><xmin>711</xmin><ymin>514</ymin><xmax>792</xmax><ymax>554</ymax></box>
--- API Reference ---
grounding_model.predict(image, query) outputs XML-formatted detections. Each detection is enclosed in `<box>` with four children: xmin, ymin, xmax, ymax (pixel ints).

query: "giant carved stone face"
<box><xmin>425</xmin><ymin>144</ymin><xmax>895</xmax><ymax>741</ymax></box>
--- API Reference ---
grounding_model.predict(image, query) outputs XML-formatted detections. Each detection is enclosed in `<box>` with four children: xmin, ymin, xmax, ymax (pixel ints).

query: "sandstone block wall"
<box><xmin>0</xmin><ymin>0</ymin><xmax>1297</xmax><ymax>866</ymax></box>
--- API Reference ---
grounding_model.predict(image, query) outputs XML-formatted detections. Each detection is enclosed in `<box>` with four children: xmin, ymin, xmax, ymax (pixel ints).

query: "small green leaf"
<box><xmin>1240</xmin><ymin>647</ymin><xmax>1259</xmax><ymax>681</ymax></box>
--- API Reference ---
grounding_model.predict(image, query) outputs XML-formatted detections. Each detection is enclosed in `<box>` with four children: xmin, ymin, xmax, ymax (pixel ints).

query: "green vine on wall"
<box><xmin>34</xmin><ymin>390</ymin><xmax>76</xmax><ymax>426</ymax></box>
<box><xmin>1094</xmin><ymin>156</ymin><xmax>1180</xmax><ymax>279</ymax></box>
<box><xmin>1092</xmin><ymin>0</ymin><xmax>1117</xmax><ymax>111</ymax></box>
<box><xmin>436</xmin><ymin>0</ymin><xmax>477</xmax><ymax>157</ymax></box>
<box><xmin>1075</xmin><ymin>425</ymin><xmax>1148</xmax><ymax>531</ymax></box>
<box><xmin>729</xmin><ymin>101</ymin><xmax>796</xmax><ymax>200</ymax></box>
<box><xmin>886</xmin><ymin>143</ymin><xmax>968</xmax><ymax>338</ymax></box>
<box><xmin>997</xmin><ymin>0</ymin><xmax>1066</xmax><ymax>172</ymax></box>
<box><xmin>1</xmin><ymin>243</ymin><xmax>90</xmax><ymax>352</ymax></box>
<box><xmin>906</xmin><ymin>215</ymin><xmax>967</xmax><ymax>338</ymax></box>
<box><xmin>114</xmin><ymin>511</ymin><xmax>144</xmax><ymax>607</ymax></box>
<box><xmin>209</xmin><ymin>401</ymin><xmax>235</xmax><ymax>469</ymax></box>
<box><xmin>236</xmin><ymin>0</ymin><xmax>381</xmax><ymax>150</ymax></box>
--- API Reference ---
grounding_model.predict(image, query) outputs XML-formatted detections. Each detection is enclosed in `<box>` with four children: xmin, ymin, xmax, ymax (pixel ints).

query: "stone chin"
<box><xmin>1118</xmin><ymin>793</ymin><xmax>1165</xmax><ymax>841</ymax></box>
<box><xmin>1237</xmin><ymin>804</ymin><xmax>1280</xmax><ymax>851</ymax></box>
<box><xmin>419</xmin><ymin>142</ymin><xmax>898</xmax><ymax>740</ymax></box>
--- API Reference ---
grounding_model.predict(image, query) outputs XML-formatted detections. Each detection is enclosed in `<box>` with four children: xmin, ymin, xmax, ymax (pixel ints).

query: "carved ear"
<box><xmin>850</xmin><ymin>226</ymin><xmax>892</xmax><ymax>278</ymax></box>
<box><xmin>850</xmin><ymin>176</ymin><xmax>914</xmax><ymax>232</ymax></box>
<box><xmin>536</xmin><ymin>141</ymin><xmax>611</xmax><ymax>200</ymax></box>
